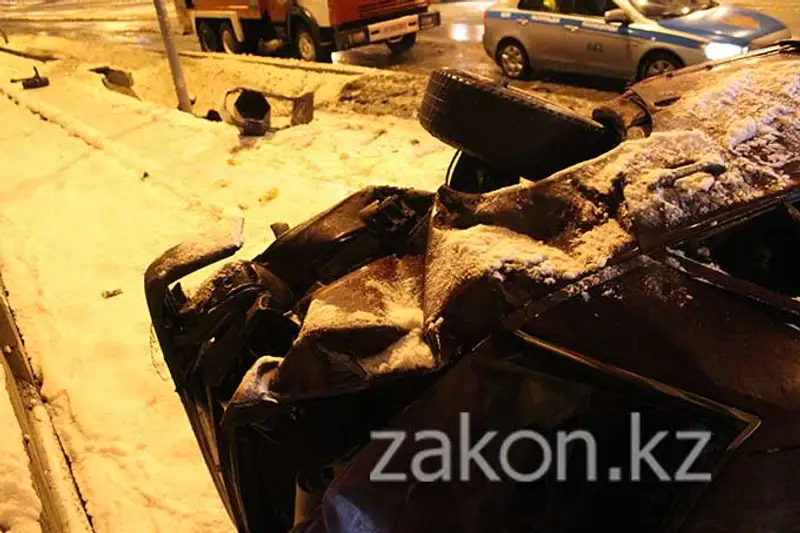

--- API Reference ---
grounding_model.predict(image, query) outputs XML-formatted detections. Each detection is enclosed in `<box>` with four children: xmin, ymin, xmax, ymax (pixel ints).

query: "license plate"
<box><xmin>420</xmin><ymin>15</ymin><xmax>436</xmax><ymax>29</ymax></box>
<box><xmin>368</xmin><ymin>15</ymin><xmax>419</xmax><ymax>40</ymax></box>
<box><xmin>384</xmin><ymin>22</ymin><xmax>408</xmax><ymax>34</ymax></box>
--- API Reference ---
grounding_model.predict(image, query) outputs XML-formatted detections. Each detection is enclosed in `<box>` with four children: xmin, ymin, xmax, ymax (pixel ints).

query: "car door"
<box><xmin>557</xmin><ymin>0</ymin><xmax>635</xmax><ymax>78</ymax></box>
<box><xmin>514</xmin><ymin>0</ymin><xmax>568</xmax><ymax>69</ymax></box>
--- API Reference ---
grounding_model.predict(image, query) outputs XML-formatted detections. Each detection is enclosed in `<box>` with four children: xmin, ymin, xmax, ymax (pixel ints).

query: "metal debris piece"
<box><xmin>221</xmin><ymin>86</ymin><xmax>315</xmax><ymax>135</ymax></box>
<box><xmin>290</xmin><ymin>91</ymin><xmax>314</xmax><ymax>126</ymax></box>
<box><xmin>101</xmin><ymin>289</ymin><xmax>123</xmax><ymax>299</ymax></box>
<box><xmin>223</xmin><ymin>87</ymin><xmax>272</xmax><ymax>136</ymax></box>
<box><xmin>271</xmin><ymin>222</ymin><xmax>290</xmax><ymax>238</ymax></box>
<box><xmin>204</xmin><ymin>109</ymin><xmax>222</xmax><ymax>122</ymax></box>
<box><xmin>89</xmin><ymin>66</ymin><xmax>139</xmax><ymax>99</ymax></box>
<box><xmin>10</xmin><ymin>67</ymin><xmax>49</xmax><ymax>89</ymax></box>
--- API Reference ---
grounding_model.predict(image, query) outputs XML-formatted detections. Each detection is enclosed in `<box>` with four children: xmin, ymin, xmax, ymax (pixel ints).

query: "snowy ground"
<box><xmin>3</xmin><ymin>34</ymin><xmax>457</xmax><ymax>119</ymax></box>
<box><xmin>4</xmin><ymin>34</ymin><xmax>601</xmax><ymax>117</ymax></box>
<box><xmin>0</xmin><ymin>39</ymin><xmax>452</xmax><ymax>533</ymax></box>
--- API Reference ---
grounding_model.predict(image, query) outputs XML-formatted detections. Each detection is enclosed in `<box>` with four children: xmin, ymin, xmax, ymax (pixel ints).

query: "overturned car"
<box><xmin>146</xmin><ymin>41</ymin><xmax>800</xmax><ymax>533</ymax></box>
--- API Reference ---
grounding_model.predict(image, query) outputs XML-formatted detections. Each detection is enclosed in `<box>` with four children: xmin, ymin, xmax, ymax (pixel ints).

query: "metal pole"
<box><xmin>152</xmin><ymin>0</ymin><xmax>193</xmax><ymax>113</ymax></box>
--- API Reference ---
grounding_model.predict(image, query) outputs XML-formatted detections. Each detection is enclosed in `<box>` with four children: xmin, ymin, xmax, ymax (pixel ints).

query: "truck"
<box><xmin>185</xmin><ymin>0</ymin><xmax>442</xmax><ymax>62</ymax></box>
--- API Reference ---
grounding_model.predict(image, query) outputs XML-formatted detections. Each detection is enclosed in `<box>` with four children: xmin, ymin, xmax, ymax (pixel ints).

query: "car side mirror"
<box><xmin>604</xmin><ymin>8</ymin><xmax>631</xmax><ymax>24</ymax></box>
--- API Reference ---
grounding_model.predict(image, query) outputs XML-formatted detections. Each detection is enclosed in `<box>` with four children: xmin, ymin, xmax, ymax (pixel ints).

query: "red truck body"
<box><xmin>186</xmin><ymin>0</ymin><xmax>441</xmax><ymax>61</ymax></box>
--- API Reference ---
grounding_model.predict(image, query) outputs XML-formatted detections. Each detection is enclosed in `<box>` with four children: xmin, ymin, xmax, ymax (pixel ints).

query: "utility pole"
<box><xmin>153</xmin><ymin>0</ymin><xmax>193</xmax><ymax>113</ymax></box>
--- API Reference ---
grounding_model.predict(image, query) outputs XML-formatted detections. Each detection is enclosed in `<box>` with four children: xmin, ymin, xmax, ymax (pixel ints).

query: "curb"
<box><xmin>0</xmin><ymin>277</ymin><xmax>95</xmax><ymax>533</ymax></box>
<box><xmin>0</xmin><ymin>45</ymin><xmax>59</xmax><ymax>61</ymax></box>
<box><xmin>177</xmin><ymin>49</ymin><xmax>392</xmax><ymax>77</ymax></box>
<box><xmin>0</xmin><ymin>15</ymin><xmax>157</xmax><ymax>22</ymax></box>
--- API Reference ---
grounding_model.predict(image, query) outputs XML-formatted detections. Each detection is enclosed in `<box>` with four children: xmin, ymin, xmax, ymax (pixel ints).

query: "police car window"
<box><xmin>631</xmin><ymin>0</ymin><xmax>719</xmax><ymax>19</ymax></box>
<box><xmin>518</xmin><ymin>0</ymin><xmax>556</xmax><ymax>11</ymax></box>
<box><xmin>559</xmin><ymin>0</ymin><xmax>616</xmax><ymax>16</ymax></box>
<box><xmin>673</xmin><ymin>200</ymin><xmax>800</xmax><ymax>299</ymax></box>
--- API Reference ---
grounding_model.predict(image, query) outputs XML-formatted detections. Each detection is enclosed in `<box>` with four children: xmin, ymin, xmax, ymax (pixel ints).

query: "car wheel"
<box><xmin>219</xmin><ymin>21</ymin><xmax>242</xmax><ymax>54</ymax></box>
<box><xmin>295</xmin><ymin>25</ymin><xmax>332</xmax><ymax>63</ymax></box>
<box><xmin>496</xmin><ymin>40</ymin><xmax>530</xmax><ymax>80</ymax></box>
<box><xmin>418</xmin><ymin>68</ymin><xmax>617</xmax><ymax>181</ymax></box>
<box><xmin>639</xmin><ymin>52</ymin><xmax>684</xmax><ymax>80</ymax></box>
<box><xmin>196</xmin><ymin>20</ymin><xmax>221</xmax><ymax>52</ymax></box>
<box><xmin>386</xmin><ymin>33</ymin><xmax>416</xmax><ymax>55</ymax></box>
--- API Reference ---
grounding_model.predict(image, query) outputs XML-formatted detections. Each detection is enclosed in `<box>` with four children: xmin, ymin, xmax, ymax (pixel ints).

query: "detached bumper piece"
<box><xmin>333</xmin><ymin>10</ymin><xmax>441</xmax><ymax>51</ymax></box>
<box><xmin>10</xmin><ymin>67</ymin><xmax>49</xmax><ymax>90</ymax></box>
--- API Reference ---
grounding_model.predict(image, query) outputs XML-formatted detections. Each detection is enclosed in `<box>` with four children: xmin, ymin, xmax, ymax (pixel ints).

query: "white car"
<box><xmin>482</xmin><ymin>0</ymin><xmax>792</xmax><ymax>80</ymax></box>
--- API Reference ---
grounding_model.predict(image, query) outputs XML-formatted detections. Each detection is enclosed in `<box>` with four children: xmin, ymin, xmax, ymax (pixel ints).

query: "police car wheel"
<box><xmin>419</xmin><ymin>68</ymin><xmax>617</xmax><ymax>181</ymax></box>
<box><xmin>497</xmin><ymin>40</ymin><xmax>530</xmax><ymax>80</ymax></box>
<box><xmin>639</xmin><ymin>52</ymin><xmax>684</xmax><ymax>80</ymax></box>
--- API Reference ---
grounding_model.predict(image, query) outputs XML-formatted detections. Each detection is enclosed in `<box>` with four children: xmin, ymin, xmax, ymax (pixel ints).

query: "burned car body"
<box><xmin>146</xmin><ymin>42</ymin><xmax>800</xmax><ymax>533</ymax></box>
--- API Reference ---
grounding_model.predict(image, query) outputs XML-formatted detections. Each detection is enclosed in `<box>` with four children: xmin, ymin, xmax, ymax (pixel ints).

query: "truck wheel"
<box><xmin>418</xmin><ymin>68</ymin><xmax>618</xmax><ymax>181</ymax></box>
<box><xmin>386</xmin><ymin>33</ymin><xmax>416</xmax><ymax>55</ymax></box>
<box><xmin>219</xmin><ymin>21</ymin><xmax>242</xmax><ymax>54</ymax></box>
<box><xmin>294</xmin><ymin>25</ymin><xmax>332</xmax><ymax>63</ymax></box>
<box><xmin>196</xmin><ymin>20</ymin><xmax>221</xmax><ymax>52</ymax></box>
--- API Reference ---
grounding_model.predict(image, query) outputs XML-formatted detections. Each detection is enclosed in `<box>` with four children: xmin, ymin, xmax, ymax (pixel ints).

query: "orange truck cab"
<box><xmin>186</xmin><ymin>0</ymin><xmax>441</xmax><ymax>62</ymax></box>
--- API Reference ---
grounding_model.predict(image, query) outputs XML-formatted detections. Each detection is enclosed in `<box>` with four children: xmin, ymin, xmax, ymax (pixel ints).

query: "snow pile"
<box><xmin>0</xmin><ymin>365</ymin><xmax>42</xmax><ymax>533</ymax></box>
<box><xmin>334</xmin><ymin>72</ymin><xmax>429</xmax><ymax>119</ymax></box>
<box><xmin>3</xmin><ymin>35</ymin><xmax>428</xmax><ymax>120</ymax></box>
<box><xmin>11</xmin><ymin>36</ymin><xmax>359</xmax><ymax>119</ymax></box>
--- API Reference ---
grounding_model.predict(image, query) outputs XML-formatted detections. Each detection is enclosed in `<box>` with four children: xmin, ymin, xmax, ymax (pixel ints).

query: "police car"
<box><xmin>482</xmin><ymin>0</ymin><xmax>792</xmax><ymax>80</ymax></box>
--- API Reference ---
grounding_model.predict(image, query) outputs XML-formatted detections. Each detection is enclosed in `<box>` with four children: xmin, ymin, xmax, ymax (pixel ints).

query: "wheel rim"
<box><xmin>645</xmin><ymin>59</ymin><xmax>677</xmax><ymax>78</ymax></box>
<box><xmin>298</xmin><ymin>33</ymin><xmax>316</xmax><ymax>61</ymax></box>
<box><xmin>222</xmin><ymin>28</ymin><xmax>237</xmax><ymax>54</ymax></box>
<box><xmin>500</xmin><ymin>44</ymin><xmax>525</xmax><ymax>78</ymax></box>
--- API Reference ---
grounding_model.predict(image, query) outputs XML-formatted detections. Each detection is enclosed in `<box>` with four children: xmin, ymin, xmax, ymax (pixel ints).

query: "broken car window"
<box><xmin>480</xmin><ymin>333</ymin><xmax>751</xmax><ymax>532</ymax></box>
<box><xmin>674</xmin><ymin>200</ymin><xmax>800</xmax><ymax>298</ymax></box>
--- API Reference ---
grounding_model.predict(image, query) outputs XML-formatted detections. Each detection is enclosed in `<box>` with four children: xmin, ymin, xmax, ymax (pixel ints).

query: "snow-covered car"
<box><xmin>482</xmin><ymin>0</ymin><xmax>792</xmax><ymax>80</ymax></box>
<box><xmin>146</xmin><ymin>41</ymin><xmax>800</xmax><ymax>533</ymax></box>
